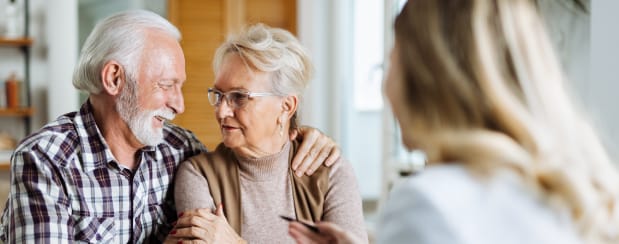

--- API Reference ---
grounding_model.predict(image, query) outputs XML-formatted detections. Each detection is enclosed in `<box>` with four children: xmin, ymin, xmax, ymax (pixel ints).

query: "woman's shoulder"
<box><xmin>179</xmin><ymin>143</ymin><xmax>239</xmax><ymax>178</ymax></box>
<box><xmin>401</xmin><ymin>164</ymin><xmax>473</xmax><ymax>185</ymax></box>
<box><xmin>382</xmin><ymin>164</ymin><xmax>581</xmax><ymax>244</ymax></box>
<box><xmin>388</xmin><ymin>164</ymin><xmax>484</xmax><ymax>215</ymax></box>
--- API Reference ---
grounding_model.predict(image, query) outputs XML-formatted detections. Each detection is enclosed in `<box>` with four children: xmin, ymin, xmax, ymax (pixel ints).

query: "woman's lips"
<box><xmin>222</xmin><ymin>125</ymin><xmax>238</xmax><ymax>131</ymax></box>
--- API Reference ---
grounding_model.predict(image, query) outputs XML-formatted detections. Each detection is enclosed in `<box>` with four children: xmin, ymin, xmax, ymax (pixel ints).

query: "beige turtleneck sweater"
<box><xmin>174</xmin><ymin>141</ymin><xmax>367</xmax><ymax>243</ymax></box>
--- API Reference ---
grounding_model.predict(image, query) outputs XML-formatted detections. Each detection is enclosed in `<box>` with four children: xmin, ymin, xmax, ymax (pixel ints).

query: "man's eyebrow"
<box><xmin>159</xmin><ymin>79</ymin><xmax>185</xmax><ymax>85</ymax></box>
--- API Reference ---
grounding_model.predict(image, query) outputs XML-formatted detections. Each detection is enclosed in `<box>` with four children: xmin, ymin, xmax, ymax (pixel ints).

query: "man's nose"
<box><xmin>169</xmin><ymin>86</ymin><xmax>185</xmax><ymax>114</ymax></box>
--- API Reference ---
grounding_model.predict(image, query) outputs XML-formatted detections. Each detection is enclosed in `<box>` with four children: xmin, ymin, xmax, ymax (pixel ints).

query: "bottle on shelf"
<box><xmin>5</xmin><ymin>72</ymin><xmax>20</xmax><ymax>109</ymax></box>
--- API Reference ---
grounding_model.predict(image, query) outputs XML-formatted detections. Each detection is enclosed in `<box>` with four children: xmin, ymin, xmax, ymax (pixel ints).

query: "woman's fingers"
<box><xmin>296</xmin><ymin>139</ymin><xmax>328</xmax><ymax>177</ymax></box>
<box><xmin>306</xmin><ymin>142</ymin><xmax>340</xmax><ymax>175</ymax></box>
<box><xmin>173</xmin><ymin>206</ymin><xmax>243</xmax><ymax>243</ymax></box>
<box><xmin>172</xmin><ymin>208</ymin><xmax>219</xmax><ymax>240</ymax></box>
<box><xmin>289</xmin><ymin>222</ymin><xmax>330</xmax><ymax>244</ymax></box>
<box><xmin>323</xmin><ymin>142</ymin><xmax>341</xmax><ymax>167</ymax></box>
<box><xmin>315</xmin><ymin>222</ymin><xmax>362</xmax><ymax>244</ymax></box>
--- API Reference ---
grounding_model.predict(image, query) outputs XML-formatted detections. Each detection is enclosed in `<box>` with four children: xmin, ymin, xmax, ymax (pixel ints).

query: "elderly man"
<box><xmin>0</xmin><ymin>10</ymin><xmax>339</xmax><ymax>243</ymax></box>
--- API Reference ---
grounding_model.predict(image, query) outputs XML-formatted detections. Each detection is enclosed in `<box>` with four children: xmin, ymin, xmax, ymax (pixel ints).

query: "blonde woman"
<box><xmin>289</xmin><ymin>0</ymin><xmax>619</xmax><ymax>243</ymax></box>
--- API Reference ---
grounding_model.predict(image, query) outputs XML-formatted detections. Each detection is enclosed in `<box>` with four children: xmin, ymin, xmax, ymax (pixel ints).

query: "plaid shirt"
<box><xmin>0</xmin><ymin>101</ymin><xmax>206</xmax><ymax>243</ymax></box>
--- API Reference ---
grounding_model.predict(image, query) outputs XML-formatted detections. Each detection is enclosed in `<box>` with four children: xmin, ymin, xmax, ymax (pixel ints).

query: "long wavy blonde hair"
<box><xmin>394</xmin><ymin>0</ymin><xmax>619</xmax><ymax>242</ymax></box>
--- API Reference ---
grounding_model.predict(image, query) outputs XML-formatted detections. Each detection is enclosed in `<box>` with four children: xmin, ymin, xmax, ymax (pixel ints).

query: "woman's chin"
<box><xmin>222</xmin><ymin>139</ymin><xmax>235</xmax><ymax>148</ymax></box>
<box><xmin>221</xmin><ymin>136</ymin><xmax>242</xmax><ymax>149</ymax></box>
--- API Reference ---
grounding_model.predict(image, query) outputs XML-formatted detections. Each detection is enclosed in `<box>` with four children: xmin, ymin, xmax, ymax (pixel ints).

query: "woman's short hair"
<box><xmin>73</xmin><ymin>10</ymin><xmax>181</xmax><ymax>94</ymax></box>
<box><xmin>213</xmin><ymin>23</ymin><xmax>313</xmax><ymax>131</ymax></box>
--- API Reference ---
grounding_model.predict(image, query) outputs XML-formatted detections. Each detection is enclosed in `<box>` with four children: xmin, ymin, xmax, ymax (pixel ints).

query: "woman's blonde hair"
<box><xmin>394</xmin><ymin>0</ymin><xmax>619</xmax><ymax>242</ymax></box>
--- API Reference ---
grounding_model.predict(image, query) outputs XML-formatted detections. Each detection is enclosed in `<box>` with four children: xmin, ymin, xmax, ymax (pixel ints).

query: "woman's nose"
<box><xmin>215</xmin><ymin>97</ymin><xmax>234</xmax><ymax>119</ymax></box>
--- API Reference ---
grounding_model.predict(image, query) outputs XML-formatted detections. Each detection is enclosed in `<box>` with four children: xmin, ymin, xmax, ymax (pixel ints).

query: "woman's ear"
<box><xmin>101</xmin><ymin>61</ymin><xmax>124</xmax><ymax>96</ymax></box>
<box><xmin>281</xmin><ymin>95</ymin><xmax>298</xmax><ymax>119</ymax></box>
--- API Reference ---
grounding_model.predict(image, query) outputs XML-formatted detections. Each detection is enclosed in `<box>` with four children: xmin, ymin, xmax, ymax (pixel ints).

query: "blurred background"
<box><xmin>0</xmin><ymin>0</ymin><xmax>616</xmax><ymax>240</ymax></box>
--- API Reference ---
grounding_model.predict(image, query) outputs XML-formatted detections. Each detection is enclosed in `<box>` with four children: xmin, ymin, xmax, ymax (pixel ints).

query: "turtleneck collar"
<box><xmin>235</xmin><ymin>141</ymin><xmax>291</xmax><ymax>181</ymax></box>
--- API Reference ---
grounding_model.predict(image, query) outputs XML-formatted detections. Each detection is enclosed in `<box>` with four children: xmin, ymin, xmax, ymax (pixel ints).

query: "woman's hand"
<box><xmin>166</xmin><ymin>204</ymin><xmax>246</xmax><ymax>244</ymax></box>
<box><xmin>291</xmin><ymin>126</ymin><xmax>341</xmax><ymax>177</ymax></box>
<box><xmin>288</xmin><ymin>221</ymin><xmax>361</xmax><ymax>244</ymax></box>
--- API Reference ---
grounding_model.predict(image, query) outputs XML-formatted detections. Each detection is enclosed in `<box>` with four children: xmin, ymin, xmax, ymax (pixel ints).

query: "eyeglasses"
<box><xmin>207</xmin><ymin>88</ymin><xmax>279</xmax><ymax>109</ymax></box>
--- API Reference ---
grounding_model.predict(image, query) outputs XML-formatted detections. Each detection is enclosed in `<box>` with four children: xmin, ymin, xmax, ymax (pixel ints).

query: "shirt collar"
<box><xmin>74</xmin><ymin>100</ymin><xmax>118</xmax><ymax>172</ymax></box>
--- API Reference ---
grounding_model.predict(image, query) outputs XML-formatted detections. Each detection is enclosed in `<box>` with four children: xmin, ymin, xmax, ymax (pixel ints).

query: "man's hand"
<box><xmin>166</xmin><ymin>205</ymin><xmax>246</xmax><ymax>244</ymax></box>
<box><xmin>291</xmin><ymin>126</ymin><xmax>341</xmax><ymax>177</ymax></box>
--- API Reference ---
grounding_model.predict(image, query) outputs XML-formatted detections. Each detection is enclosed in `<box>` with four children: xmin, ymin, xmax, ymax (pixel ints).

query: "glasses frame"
<box><xmin>207</xmin><ymin>88</ymin><xmax>279</xmax><ymax>109</ymax></box>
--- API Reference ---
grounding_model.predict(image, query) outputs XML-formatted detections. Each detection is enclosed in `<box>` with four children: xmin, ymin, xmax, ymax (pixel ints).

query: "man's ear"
<box><xmin>281</xmin><ymin>95</ymin><xmax>298</xmax><ymax>119</ymax></box>
<box><xmin>101</xmin><ymin>61</ymin><xmax>124</xmax><ymax>96</ymax></box>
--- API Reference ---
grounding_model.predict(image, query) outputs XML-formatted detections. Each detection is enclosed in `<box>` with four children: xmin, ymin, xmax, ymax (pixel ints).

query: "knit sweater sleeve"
<box><xmin>174</xmin><ymin>161</ymin><xmax>216</xmax><ymax>213</ymax></box>
<box><xmin>323</xmin><ymin>157</ymin><xmax>369</xmax><ymax>243</ymax></box>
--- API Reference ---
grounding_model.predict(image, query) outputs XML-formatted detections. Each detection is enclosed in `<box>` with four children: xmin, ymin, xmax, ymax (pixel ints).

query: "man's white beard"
<box><xmin>116</xmin><ymin>80</ymin><xmax>175</xmax><ymax>146</ymax></box>
<box><xmin>127</xmin><ymin>109</ymin><xmax>174</xmax><ymax>146</ymax></box>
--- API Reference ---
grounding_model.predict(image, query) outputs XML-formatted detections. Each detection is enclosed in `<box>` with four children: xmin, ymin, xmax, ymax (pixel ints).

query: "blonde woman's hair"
<box><xmin>394</xmin><ymin>0</ymin><xmax>619</xmax><ymax>242</ymax></box>
<box><xmin>213</xmin><ymin>23</ymin><xmax>313</xmax><ymax>132</ymax></box>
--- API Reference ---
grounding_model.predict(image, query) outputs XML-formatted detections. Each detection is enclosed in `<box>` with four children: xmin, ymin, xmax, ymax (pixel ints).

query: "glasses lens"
<box><xmin>229</xmin><ymin>91</ymin><xmax>249</xmax><ymax>108</ymax></box>
<box><xmin>207</xmin><ymin>89</ymin><xmax>220</xmax><ymax>106</ymax></box>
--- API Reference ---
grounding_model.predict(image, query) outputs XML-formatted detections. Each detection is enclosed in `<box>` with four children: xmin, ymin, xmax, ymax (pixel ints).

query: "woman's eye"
<box><xmin>231</xmin><ymin>93</ymin><xmax>248</xmax><ymax>103</ymax></box>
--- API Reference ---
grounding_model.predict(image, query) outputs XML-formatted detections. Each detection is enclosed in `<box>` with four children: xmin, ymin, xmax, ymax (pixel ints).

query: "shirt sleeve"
<box><xmin>1</xmin><ymin>148</ymin><xmax>73</xmax><ymax>243</ymax></box>
<box><xmin>322</xmin><ymin>158</ymin><xmax>369</xmax><ymax>243</ymax></box>
<box><xmin>174</xmin><ymin>161</ymin><xmax>216</xmax><ymax>213</ymax></box>
<box><xmin>377</xmin><ymin>179</ymin><xmax>461</xmax><ymax>244</ymax></box>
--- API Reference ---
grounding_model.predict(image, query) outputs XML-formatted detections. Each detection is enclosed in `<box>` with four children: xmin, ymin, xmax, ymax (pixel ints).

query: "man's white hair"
<box><xmin>73</xmin><ymin>9</ymin><xmax>181</xmax><ymax>94</ymax></box>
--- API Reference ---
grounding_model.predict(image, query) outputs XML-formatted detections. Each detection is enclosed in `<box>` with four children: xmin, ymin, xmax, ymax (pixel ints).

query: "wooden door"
<box><xmin>168</xmin><ymin>0</ymin><xmax>297</xmax><ymax>149</ymax></box>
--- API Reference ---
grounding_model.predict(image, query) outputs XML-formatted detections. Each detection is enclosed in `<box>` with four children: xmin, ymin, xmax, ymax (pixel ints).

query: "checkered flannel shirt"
<box><xmin>0</xmin><ymin>101</ymin><xmax>206</xmax><ymax>243</ymax></box>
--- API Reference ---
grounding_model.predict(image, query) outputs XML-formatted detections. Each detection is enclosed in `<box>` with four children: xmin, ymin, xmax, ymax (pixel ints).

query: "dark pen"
<box><xmin>280</xmin><ymin>215</ymin><xmax>320</xmax><ymax>233</ymax></box>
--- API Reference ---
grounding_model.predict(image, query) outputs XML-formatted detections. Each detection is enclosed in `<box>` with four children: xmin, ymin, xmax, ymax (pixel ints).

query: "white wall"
<box><xmin>297</xmin><ymin>0</ymin><xmax>340</xmax><ymax>137</ymax></box>
<box><xmin>590</xmin><ymin>0</ymin><xmax>619</xmax><ymax>157</ymax></box>
<box><xmin>298</xmin><ymin>0</ymin><xmax>384</xmax><ymax>199</ymax></box>
<box><xmin>47</xmin><ymin>0</ymin><xmax>79</xmax><ymax>120</ymax></box>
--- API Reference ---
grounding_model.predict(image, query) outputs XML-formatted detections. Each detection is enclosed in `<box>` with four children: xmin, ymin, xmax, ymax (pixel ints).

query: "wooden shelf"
<box><xmin>0</xmin><ymin>163</ymin><xmax>8</xmax><ymax>171</ymax></box>
<box><xmin>0</xmin><ymin>37</ymin><xmax>33</xmax><ymax>47</ymax></box>
<box><xmin>0</xmin><ymin>107</ymin><xmax>34</xmax><ymax>117</ymax></box>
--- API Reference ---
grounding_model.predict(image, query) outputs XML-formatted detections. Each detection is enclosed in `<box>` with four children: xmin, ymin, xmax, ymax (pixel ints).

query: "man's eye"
<box><xmin>158</xmin><ymin>82</ymin><xmax>174</xmax><ymax>90</ymax></box>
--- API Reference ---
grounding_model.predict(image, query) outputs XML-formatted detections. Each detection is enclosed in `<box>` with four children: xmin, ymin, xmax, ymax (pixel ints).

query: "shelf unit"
<box><xmin>0</xmin><ymin>37</ymin><xmax>32</xmax><ymax>46</ymax></box>
<box><xmin>0</xmin><ymin>37</ymin><xmax>33</xmax><ymax>124</ymax></box>
<box><xmin>0</xmin><ymin>0</ymin><xmax>32</xmax><ymax>168</ymax></box>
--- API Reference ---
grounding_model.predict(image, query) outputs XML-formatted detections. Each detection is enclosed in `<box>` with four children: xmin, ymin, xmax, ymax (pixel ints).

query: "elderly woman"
<box><xmin>289</xmin><ymin>0</ymin><xmax>619</xmax><ymax>244</ymax></box>
<box><xmin>170</xmin><ymin>24</ymin><xmax>368</xmax><ymax>243</ymax></box>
